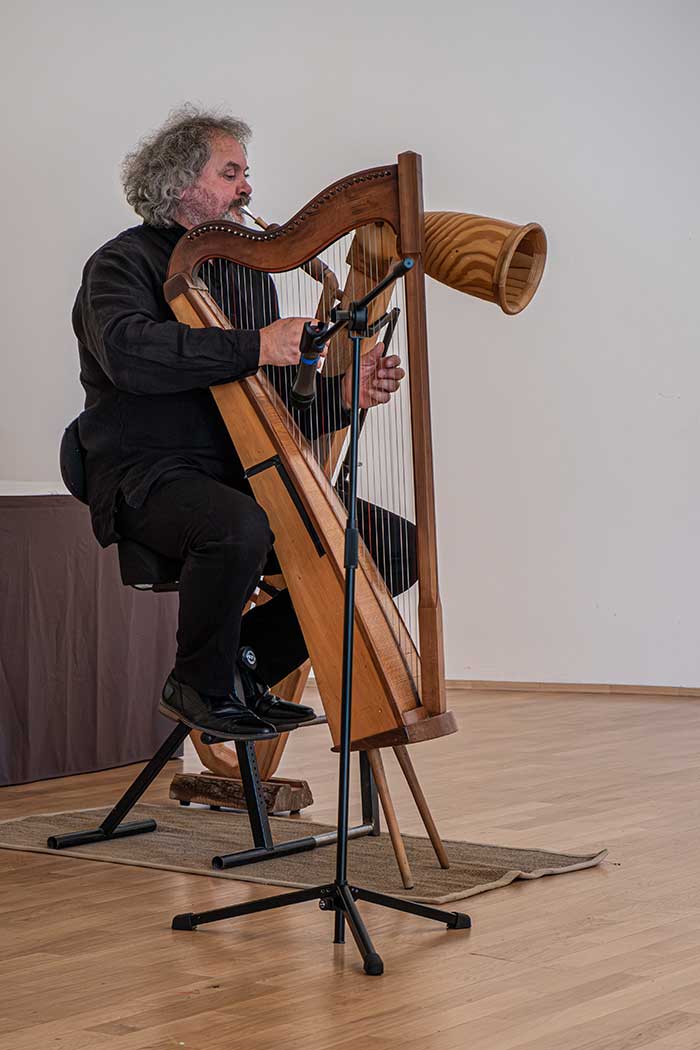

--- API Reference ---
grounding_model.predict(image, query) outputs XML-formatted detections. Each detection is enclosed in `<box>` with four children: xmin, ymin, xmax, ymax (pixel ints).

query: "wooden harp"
<box><xmin>164</xmin><ymin>152</ymin><xmax>457</xmax><ymax>767</ymax></box>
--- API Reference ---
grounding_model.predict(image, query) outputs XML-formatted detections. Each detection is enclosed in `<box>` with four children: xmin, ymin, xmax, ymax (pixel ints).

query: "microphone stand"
<box><xmin>172</xmin><ymin>260</ymin><xmax>471</xmax><ymax>976</ymax></box>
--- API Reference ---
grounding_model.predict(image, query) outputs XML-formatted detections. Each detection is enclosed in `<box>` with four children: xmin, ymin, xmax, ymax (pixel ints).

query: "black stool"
<box><xmin>48</xmin><ymin>419</ymin><xmax>380</xmax><ymax>864</ymax></box>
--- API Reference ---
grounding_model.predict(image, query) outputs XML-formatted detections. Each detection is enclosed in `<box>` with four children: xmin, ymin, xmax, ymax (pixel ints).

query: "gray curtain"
<box><xmin>0</xmin><ymin>495</ymin><xmax>181</xmax><ymax>785</ymax></box>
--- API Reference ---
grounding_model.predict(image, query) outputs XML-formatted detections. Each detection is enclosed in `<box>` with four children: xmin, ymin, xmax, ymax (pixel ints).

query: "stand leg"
<box><xmin>47</xmin><ymin>722</ymin><xmax>190</xmax><ymax>849</ymax></box>
<box><xmin>173</xmin><ymin>884</ymin><xmax>331</xmax><ymax>930</ymax></box>
<box><xmin>354</xmin><ymin>886</ymin><xmax>471</xmax><ymax>929</ymax></box>
<box><xmin>233</xmin><ymin>740</ymin><xmax>273</xmax><ymax>850</ymax></box>
<box><xmin>210</xmin><ymin>743</ymin><xmax>376</xmax><ymax>870</ymax></box>
<box><xmin>366</xmin><ymin>749</ymin><xmax>414</xmax><ymax>889</ymax></box>
<box><xmin>392</xmin><ymin>744</ymin><xmax>450</xmax><ymax>869</ymax></box>
<box><xmin>337</xmin><ymin>884</ymin><xmax>383</xmax><ymax>975</ymax></box>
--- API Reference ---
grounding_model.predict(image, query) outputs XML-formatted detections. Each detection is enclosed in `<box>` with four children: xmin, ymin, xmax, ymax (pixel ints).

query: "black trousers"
<box><xmin>116</xmin><ymin>472</ymin><xmax>416</xmax><ymax>696</ymax></box>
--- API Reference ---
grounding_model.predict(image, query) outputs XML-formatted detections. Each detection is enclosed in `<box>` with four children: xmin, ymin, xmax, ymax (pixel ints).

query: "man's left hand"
<box><xmin>341</xmin><ymin>341</ymin><xmax>406</xmax><ymax>411</ymax></box>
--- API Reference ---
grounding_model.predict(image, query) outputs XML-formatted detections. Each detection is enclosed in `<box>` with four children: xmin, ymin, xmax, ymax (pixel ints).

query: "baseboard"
<box><xmin>308</xmin><ymin>673</ymin><xmax>699</xmax><ymax>698</ymax></box>
<box><xmin>446</xmin><ymin>679</ymin><xmax>700</xmax><ymax>698</ymax></box>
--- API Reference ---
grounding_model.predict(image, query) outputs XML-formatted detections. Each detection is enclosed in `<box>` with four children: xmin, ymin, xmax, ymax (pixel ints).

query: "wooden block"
<box><xmin>169</xmin><ymin>772</ymin><xmax>313</xmax><ymax>814</ymax></box>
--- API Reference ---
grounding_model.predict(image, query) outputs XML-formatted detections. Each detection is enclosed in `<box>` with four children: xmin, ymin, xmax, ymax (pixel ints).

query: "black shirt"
<box><xmin>73</xmin><ymin>222</ymin><xmax>348</xmax><ymax>546</ymax></box>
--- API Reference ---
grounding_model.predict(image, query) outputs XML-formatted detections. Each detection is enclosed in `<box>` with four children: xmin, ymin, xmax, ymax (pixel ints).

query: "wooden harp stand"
<box><xmin>171</xmin><ymin>269</ymin><xmax>470</xmax><ymax>975</ymax></box>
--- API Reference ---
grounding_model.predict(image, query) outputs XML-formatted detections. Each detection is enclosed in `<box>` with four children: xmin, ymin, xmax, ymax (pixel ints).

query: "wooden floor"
<box><xmin>2</xmin><ymin>687</ymin><xmax>700</xmax><ymax>1050</ymax></box>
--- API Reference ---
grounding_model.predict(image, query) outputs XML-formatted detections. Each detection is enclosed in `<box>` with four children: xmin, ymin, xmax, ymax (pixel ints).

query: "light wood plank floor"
<box><xmin>2</xmin><ymin>687</ymin><xmax>700</xmax><ymax>1050</ymax></box>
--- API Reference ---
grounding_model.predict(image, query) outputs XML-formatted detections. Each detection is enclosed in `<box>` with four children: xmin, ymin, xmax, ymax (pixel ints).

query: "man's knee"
<box><xmin>195</xmin><ymin>499</ymin><xmax>273</xmax><ymax>568</ymax></box>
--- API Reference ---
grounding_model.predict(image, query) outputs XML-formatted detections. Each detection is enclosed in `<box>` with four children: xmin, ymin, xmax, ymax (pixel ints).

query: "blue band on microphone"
<box><xmin>301</xmin><ymin>355</ymin><xmax>319</xmax><ymax>366</ymax></box>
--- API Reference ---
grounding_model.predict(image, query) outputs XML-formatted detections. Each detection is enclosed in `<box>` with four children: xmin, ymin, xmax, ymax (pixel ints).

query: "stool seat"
<box><xmin>118</xmin><ymin>539</ymin><xmax>181</xmax><ymax>590</ymax></box>
<box><xmin>60</xmin><ymin>418</ymin><xmax>181</xmax><ymax>591</ymax></box>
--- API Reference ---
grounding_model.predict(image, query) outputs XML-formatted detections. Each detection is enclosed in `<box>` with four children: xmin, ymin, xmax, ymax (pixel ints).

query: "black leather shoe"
<box><xmin>236</xmin><ymin>647</ymin><xmax>318</xmax><ymax>731</ymax></box>
<box><xmin>160</xmin><ymin>674</ymin><xmax>278</xmax><ymax>742</ymax></box>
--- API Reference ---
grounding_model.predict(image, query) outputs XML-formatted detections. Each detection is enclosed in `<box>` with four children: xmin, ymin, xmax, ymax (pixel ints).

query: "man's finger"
<box><xmin>372</xmin><ymin>378</ymin><xmax>401</xmax><ymax>393</ymax></box>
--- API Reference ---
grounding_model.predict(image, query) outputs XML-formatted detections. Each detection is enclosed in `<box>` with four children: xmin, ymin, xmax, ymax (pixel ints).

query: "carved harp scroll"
<box><xmin>164</xmin><ymin>152</ymin><xmax>456</xmax><ymax>752</ymax></box>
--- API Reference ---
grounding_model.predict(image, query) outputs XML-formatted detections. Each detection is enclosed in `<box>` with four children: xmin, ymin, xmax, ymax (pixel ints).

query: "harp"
<box><xmin>164</xmin><ymin>152</ymin><xmax>546</xmax><ymax>877</ymax></box>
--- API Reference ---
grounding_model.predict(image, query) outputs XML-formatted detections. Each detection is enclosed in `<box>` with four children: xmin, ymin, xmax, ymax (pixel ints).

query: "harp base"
<box><xmin>332</xmin><ymin>710</ymin><xmax>459</xmax><ymax>752</ymax></box>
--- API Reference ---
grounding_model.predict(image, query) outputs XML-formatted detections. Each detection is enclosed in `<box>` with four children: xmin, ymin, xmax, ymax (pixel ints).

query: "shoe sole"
<box><xmin>158</xmin><ymin>700</ymin><xmax>279</xmax><ymax>742</ymax></box>
<box><xmin>256</xmin><ymin>711</ymin><xmax>319</xmax><ymax>732</ymax></box>
<box><xmin>250</xmin><ymin>714</ymin><xmax>323</xmax><ymax>732</ymax></box>
<box><xmin>268</xmin><ymin>719</ymin><xmax>316</xmax><ymax>732</ymax></box>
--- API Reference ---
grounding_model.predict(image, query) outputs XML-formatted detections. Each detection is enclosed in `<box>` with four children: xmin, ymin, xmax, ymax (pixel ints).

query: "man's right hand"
<box><xmin>258</xmin><ymin>318</ymin><xmax>327</xmax><ymax>368</ymax></box>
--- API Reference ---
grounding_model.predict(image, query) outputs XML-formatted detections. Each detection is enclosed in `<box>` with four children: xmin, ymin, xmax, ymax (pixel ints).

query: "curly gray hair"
<box><xmin>121</xmin><ymin>105</ymin><xmax>251</xmax><ymax>227</ymax></box>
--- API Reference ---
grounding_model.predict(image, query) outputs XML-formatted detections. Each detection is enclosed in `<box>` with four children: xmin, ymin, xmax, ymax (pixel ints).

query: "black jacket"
<box><xmin>73</xmin><ymin>222</ymin><xmax>348</xmax><ymax>546</ymax></box>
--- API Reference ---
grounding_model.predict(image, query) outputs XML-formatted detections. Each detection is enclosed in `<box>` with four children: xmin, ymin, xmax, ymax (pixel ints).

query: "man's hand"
<box><xmin>341</xmin><ymin>341</ymin><xmax>406</xmax><ymax>411</ymax></box>
<box><xmin>259</xmin><ymin>318</ymin><xmax>328</xmax><ymax>368</ymax></box>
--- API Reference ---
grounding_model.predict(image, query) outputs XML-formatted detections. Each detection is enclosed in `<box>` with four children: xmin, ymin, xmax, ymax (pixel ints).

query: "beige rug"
<box><xmin>0</xmin><ymin>803</ymin><xmax>607</xmax><ymax>904</ymax></box>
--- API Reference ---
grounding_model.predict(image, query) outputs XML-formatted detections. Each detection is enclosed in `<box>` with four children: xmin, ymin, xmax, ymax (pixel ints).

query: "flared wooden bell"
<box><xmin>423</xmin><ymin>212</ymin><xmax>547</xmax><ymax>315</ymax></box>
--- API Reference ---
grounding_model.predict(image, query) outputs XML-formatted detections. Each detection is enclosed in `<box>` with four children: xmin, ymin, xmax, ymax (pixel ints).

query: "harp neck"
<box><xmin>164</xmin><ymin>153</ymin><xmax>425</xmax><ymax>288</ymax></box>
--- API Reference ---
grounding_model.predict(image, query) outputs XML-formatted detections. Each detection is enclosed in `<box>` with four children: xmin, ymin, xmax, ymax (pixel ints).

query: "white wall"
<box><xmin>1</xmin><ymin>0</ymin><xmax>698</xmax><ymax>687</ymax></box>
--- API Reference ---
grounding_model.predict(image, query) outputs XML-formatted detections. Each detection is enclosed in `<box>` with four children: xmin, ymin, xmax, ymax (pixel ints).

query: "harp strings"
<box><xmin>200</xmin><ymin>225</ymin><xmax>421</xmax><ymax>694</ymax></box>
<box><xmin>353</xmin><ymin>224</ymin><xmax>419</xmax><ymax>691</ymax></box>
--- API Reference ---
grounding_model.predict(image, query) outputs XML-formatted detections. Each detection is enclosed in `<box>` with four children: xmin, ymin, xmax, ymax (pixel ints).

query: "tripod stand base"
<box><xmin>171</xmin><ymin>880</ymin><xmax>471</xmax><ymax>976</ymax></box>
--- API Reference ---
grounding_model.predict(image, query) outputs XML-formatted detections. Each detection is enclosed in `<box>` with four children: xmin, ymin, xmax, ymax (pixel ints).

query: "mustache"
<box><xmin>232</xmin><ymin>193</ymin><xmax>251</xmax><ymax>209</ymax></box>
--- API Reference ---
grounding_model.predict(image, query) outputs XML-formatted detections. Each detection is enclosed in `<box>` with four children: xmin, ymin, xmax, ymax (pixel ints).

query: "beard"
<box><xmin>178</xmin><ymin>187</ymin><xmax>251</xmax><ymax>227</ymax></box>
<box><xmin>223</xmin><ymin>192</ymin><xmax>251</xmax><ymax>222</ymax></box>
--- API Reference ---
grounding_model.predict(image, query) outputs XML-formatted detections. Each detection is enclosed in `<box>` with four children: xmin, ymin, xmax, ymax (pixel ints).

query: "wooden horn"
<box><xmin>423</xmin><ymin>212</ymin><xmax>547</xmax><ymax>315</ymax></box>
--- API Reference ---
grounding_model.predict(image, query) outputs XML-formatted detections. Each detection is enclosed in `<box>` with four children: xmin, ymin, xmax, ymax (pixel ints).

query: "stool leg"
<box><xmin>47</xmin><ymin>722</ymin><xmax>189</xmax><ymax>849</ymax></box>
<box><xmin>190</xmin><ymin>732</ymin><xmax>242</xmax><ymax>778</ymax></box>
<box><xmin>366</xmin><ymin>749</ymin><xmax>414</xmax><ymax>890</ymax></box>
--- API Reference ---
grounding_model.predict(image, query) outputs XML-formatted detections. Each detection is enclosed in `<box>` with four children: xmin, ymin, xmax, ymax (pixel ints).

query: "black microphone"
<box><xmin>290</xmin><ymin>321</ymin><xmax>329</xmax><ymax>410</ymax></box>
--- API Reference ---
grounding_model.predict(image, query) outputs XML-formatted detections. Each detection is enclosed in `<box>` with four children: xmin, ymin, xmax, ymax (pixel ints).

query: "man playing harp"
<box><xmin>72</xmin><ymin>105</ymin><xmax>410</xmax><ymax>741</ymax></box>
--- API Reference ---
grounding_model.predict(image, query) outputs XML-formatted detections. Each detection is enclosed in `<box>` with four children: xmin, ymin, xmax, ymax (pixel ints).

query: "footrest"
<box><xmin>169</xmin><ymin>772</ymin><xmax>313</xmax><ymax>814</ymax></box>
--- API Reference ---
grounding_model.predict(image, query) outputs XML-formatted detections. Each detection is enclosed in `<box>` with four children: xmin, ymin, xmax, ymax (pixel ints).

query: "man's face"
<box><xmin>176</xmin><ymin>133</ymin><xmax>252</xmax><ymax>228</ymax></box>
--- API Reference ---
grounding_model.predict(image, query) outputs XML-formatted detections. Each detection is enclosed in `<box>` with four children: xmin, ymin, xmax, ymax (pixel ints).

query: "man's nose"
<box><xmin>240</xmin><ymin>175</ymin><xmax>252</xmax><ymax>197</ymax></box>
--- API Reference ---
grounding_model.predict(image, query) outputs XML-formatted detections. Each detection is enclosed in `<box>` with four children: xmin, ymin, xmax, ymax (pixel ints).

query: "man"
<box><xmin>73</xmin><ymin>105</ymin><xmax>406</xmax><ymax>742</ymax></box>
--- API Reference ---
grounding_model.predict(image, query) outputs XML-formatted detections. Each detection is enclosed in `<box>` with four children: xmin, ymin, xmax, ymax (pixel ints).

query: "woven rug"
<box><xmin>0</xmin><ymin>803</ymin><xmax>607</xmax><ymax>904</ymax></box>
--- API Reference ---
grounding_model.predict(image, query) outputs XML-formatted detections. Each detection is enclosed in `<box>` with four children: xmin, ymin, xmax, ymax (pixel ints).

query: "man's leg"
<box><xmin>238</xmin><ymin>500</ymin><xmax>418</xmax><ymax>688</ymax></box>
<box><xmin>117</xmin><ymin>473</ymin><xmax>274</xmax><ymax>695</ymax></box>
<box><xmin>116</xmin><ymin>473</ymin><xmax>318</xmax><ymax>737</ymax></box>
<box><xmin>356</xmin><ymin>499</ymin><xmax>418</xmax><ymax>597</ymax></box>
<box><xmin>240</xmin><ymin>588</ymin><xmax>308</xmax><ymax>687</ymax></box>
